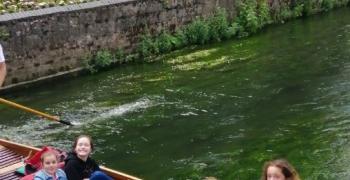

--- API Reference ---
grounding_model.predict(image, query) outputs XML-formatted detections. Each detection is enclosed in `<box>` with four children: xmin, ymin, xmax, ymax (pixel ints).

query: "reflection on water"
<box><xmin>1</xmin><ymin>8</ymin><xmax>350</xmax><ymax>179</ymax></box>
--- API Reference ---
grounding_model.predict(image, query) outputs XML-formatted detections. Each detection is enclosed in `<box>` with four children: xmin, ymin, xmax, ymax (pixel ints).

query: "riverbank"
<box><xmin>0</xmin><ymin>0</ymin><xmax>349</xmax><ymax>90</ymax></box>
<box><xmin>1</xmin><ymin>7</ymin><xmax>350</xmax><ymax>179</ymax></box>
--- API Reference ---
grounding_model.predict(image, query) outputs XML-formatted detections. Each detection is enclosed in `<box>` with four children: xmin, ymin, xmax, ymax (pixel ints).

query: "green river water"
<box><xmin>1</xmin><ymin>8</ymin><xmax>350</xmax><ymax>180</ymax></box>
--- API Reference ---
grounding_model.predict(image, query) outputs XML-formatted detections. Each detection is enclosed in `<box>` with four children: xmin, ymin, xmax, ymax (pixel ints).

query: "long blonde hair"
<box><xmin>261</xmin><ymin>159</ymin><xmax>300</xmax><ymax>180</ymax></box>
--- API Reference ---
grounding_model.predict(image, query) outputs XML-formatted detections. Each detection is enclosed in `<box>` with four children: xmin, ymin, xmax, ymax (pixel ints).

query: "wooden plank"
<box><xmin>0</xmin><ymin>139</ymin><xmax>40</xmax><ymax>157</ymax></box>
<box><xmin>101</xmin><ymin>166</ymin><xmax>142</xmax><ymax>180</ymax></box>
<box><xmin>0</xmin><ymin>159</ymin><xmax>21</xmax><ymax>169</ymax></box>
<box><xmin>0</xmin><ymin>162</ymin><xmax>24</xmax><ymax>175</ymax></box>
<box><xmin>0</xmin><ymin>170</ymin><xmax>21</xmax><ymax>180</ymax></box>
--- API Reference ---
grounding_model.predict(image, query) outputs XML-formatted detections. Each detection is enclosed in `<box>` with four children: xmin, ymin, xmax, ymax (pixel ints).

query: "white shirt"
<box><xmin>0</xmin><ymin>44</ymin><xmax>5</xmax><ymax>63</ymax></box>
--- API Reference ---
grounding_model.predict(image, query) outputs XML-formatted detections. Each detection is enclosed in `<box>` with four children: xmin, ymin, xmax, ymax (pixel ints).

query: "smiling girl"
<box><xmin>64</xmin><ymin>135</ymin><xmax>112</xmax><ymax>180</ymax></box>
<box><xmin>261</xmin><ymin>159</ymin><xmax>300</xmax><ymax>180</ymax></box>
<box><xmin>34</xmin><ymin>151</ymin><xmax>67</xmax><ymax>180</ymax></box>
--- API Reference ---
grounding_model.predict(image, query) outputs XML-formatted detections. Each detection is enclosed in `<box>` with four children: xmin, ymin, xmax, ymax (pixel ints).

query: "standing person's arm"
<box><xmin>0</xmin><ymin>44</ymin><xmax>6</xmax><ymax>87</ymax></box>
<box><xmin>0</xmin><ymin>62</ymin><xmax>6</xmax><ymax>87</ymax></box>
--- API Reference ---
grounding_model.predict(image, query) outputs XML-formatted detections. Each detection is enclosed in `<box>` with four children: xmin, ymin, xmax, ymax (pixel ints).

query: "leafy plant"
<box><xmin>257</xmin><ymin>0</ymin><xmax>271</xmax><ymax>27</ymax></box>
<box><xmin>173</xmin><ymin>29</ymin><xmax>188</xmax><ymax>48</ymax></box>
<box><xmin>85</xmin><ymin>50</ymin><xmax>113</xmax><ymax>73</ymax></box>
<box><xmin>302</xmin><ymin>0</ymin><xmax>320</xmax><ymax>15</ymax></box>
<box><xmin>223</xmin><ymin>24</ymin><xmax>239</xmax><ymax>39</ymax></box>
<box><xmin>184</xmin><ymin>18</ymin><xmax>210</xmax><ymax>45</ymax></box>
<box><xmin>95</xmin><ymin>50</ymin><xmax>113</xmax><ymax>68</ymax></box>
<box><xmin>0</xmin><ymin>27</ymin><xmax>10</xmax><ymax>40</ymax></box>
<box><xmin>137</xmin><ymin>33</ymin><xmax>158</xmax><ymax>58</ymax></box>
<box><xmin>83</xmin><ymin>53</ymin><xmax>95</xmax><ymax>73</ymax></box>
<box><xmin>236</xmin><ymin>1</ymin><xmax>259</xmax><ymax>34</ymax></box>
<box><xmin>84</xmin><ymin>0</ymin><xmax>349</xmax><ymax>73</ymax></box>
<box><xmin>208</xmin><ymin>8</ymin><xmax>229</xmax><ymax>42</ymax></box>
<box><xmin>114</xmin><ymin>48</ymin><xmax>125</xmax><ymax>63</ymax></box>
<box><xmin>156</xmin><ymin>31</ymin><xmax>176</xmax><ymax>53</ymax></box>
<box><xmin>292</xmin><ymin>4</ymin><xmax>304</xmax><ymax>17</ymax></box>
<box><xmin>322</xmin><ymin>0</ymin><xmax>334</xmax><ymax>11</ymax></box>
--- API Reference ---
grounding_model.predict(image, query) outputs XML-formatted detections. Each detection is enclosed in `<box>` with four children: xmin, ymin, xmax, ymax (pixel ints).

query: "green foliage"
<box><xmin>135</xmin><ymin>9</ymin><xmax>230</xmax><ymax>60</ymax></box>
<box><xmin>158</xmin><ymin>0</ymin><xmax>168</xmax><ymax>7</ymax></box>
<box><xmin>0</xmin><ymin>27</ymin><xmax>10</xmax><ymax>40</ymax></box>
<box><xmin>85</xmin><ymin>50</ymin><xmax>113</xmax><ymax>73</ymax></box>
<box><xmin>137</xmin><ymin>33</ymin><xmax>158</xmax><ymax>58</ymax></box>
<box><xmin>257</xmin><ymin>0</ymin><xmax>272</xmax><ymax>27</ymax></box>
<box><xmin>156</xmin><ymin>31</ymin><xmax>176</xmax><ymax>53</ymax></box>
<box><xmin>302</xmin><ymin>0</ymin><xmax>320</xmax><ymax>15</ymax></box>
<box><xmin>242</xmin><ymin>4</ymin><xmax>259</xmax><ymax>33</ymax></box>
<box><xmin>224</xmin><ymin>24</ymin><xmax>240</xmax><ymax>39</ymax></box>
<box><xmin>84</xmin><ymin>0</ymin><xmax>349</xmax><ymax>73</ymax></box>
<box><xmin>125</xmin><ymin>54</ymin><xmax>139</xmax><ymax>62</ymax></box>
<box><xmin>95</xmin><ymin>50</ymin><xmax>113</xmax><ymax>68</ymax></box>
<box><xmin>114</xmin><ymin>48</ymin><xmax>125</xmax><ymax>63</ymax></box>
<box><xmin>271</xmin><ymin>1</ymin><xmax>294</xmax><ymax>22</ymax></box>
<box><xmin>333</xmin><ymin>0</ymin><xmax>349</xmax><ymax>7</ymax></box>
<box><xmin>292</xmin><ymin>4</ymin><xmax>304</xmax><ymax>17</ymax></box>
<box><xmin>230</xmin><ymin>22</ymin><xmax>247</xmax><ymax>38</ymax></box>
<box><xmin>173</xmin><ymin>29</ymin><xmax>188</xmax><ymax>49</ymax></box>
<box><xmin>280</xmin><ymin>6</ymin><xmax>294</xmax><ymax>20</ymax></box>
<box><xmin>295</xmin><ymin>0</ymin><xmax>348</xmax><ymax>15</ymax></box>
<box><xmin>184</xmin><ymin>18</ymin><xmax>210</xmax><ymax>45</ymax></box>
<box><xmin>236</xmin><ymin>0</ymin><xmax>271</xmax><ymax>29</ymax></box>
<box><xmin>237</xmin><ymin>0</ymin><xmax>270</xmax><ymax>31</ymax></box>
<box><xmin>83</xmin><ymin>53</ymin><xmax>95</xmax><ymax>73</ymax></box>
<box><xmin>208</xmin><ymin>8</ymin><xmax>230</xmax><ymax>42</ymax></box>
<box><xmin>322</xmin><ymin>0</ymin><xmax>334</xmax><ymax>11</ymax></box>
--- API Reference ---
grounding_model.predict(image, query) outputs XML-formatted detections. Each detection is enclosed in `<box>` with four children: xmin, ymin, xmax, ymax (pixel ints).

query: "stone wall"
<box><xmin>0</xmin><ymin>0</ymin><xmax>236</xmax><ymax>87</ymax></box>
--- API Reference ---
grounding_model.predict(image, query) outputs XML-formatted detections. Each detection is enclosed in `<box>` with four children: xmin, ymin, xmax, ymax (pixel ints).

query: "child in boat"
<box><xmin>64</xmin><ymin>135</ymin><xmax>112</xmax><ymax>180</ymax></box>
<box><xmin>34</xmin><ymin>151</ymin><xmax>67</xmax><ymax>180</ymax></box>
<box><xmin>261</xmin><ymin>159</ymin><xmax>300</xmax><ymax>180</ymax></box>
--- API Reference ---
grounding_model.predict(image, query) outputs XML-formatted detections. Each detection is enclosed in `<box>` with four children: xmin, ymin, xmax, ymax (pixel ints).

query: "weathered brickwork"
<box><xmin>0</xmin><ymin>0</ymin><xmax>236</xmax><ymax>87</ymax></box>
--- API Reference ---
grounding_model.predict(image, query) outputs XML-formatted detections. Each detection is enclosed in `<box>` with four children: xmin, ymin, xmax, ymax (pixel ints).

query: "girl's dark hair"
<box><xmin>72</xmin><ymin>135</ymin><xmax>94</xmax><ymax>152</ymax></box>
<box><xmin>261</xmin><ymin>159</ymin><xmax>300</xmax><ymax>180</ymax></box>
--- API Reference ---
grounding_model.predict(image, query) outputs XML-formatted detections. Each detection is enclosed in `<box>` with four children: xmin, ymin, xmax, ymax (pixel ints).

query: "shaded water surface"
<box><xmin>1</xmin><ymin>8</ymin><xmax>350</xmax><ymax>179</ymax></box>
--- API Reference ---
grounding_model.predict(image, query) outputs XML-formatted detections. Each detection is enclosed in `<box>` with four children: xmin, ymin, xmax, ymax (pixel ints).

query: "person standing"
<box><xmin>0</xmin><ymin>44</ymin><xmax>6</xmax><ymax>87</ymax></box>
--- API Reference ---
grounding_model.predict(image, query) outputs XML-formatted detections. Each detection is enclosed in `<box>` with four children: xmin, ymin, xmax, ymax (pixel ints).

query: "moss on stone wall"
<box><xmin>85</xmin><ymin>0</ymin><xmax>350</xmax><ymax>73</ymax></box>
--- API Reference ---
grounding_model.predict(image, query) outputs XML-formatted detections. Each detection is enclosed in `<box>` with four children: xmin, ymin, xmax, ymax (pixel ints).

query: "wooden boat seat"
<box><xmin>0</xmin><ymin>145</ymin><xmax>24</xmax><ymax>180</ymax></box>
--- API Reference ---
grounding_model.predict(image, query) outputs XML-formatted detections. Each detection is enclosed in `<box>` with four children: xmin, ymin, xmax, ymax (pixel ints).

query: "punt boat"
<box><xmin>0</xmin><ymin>138</ymin><xmax>141</xmax><ymax>180</ymax></box>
